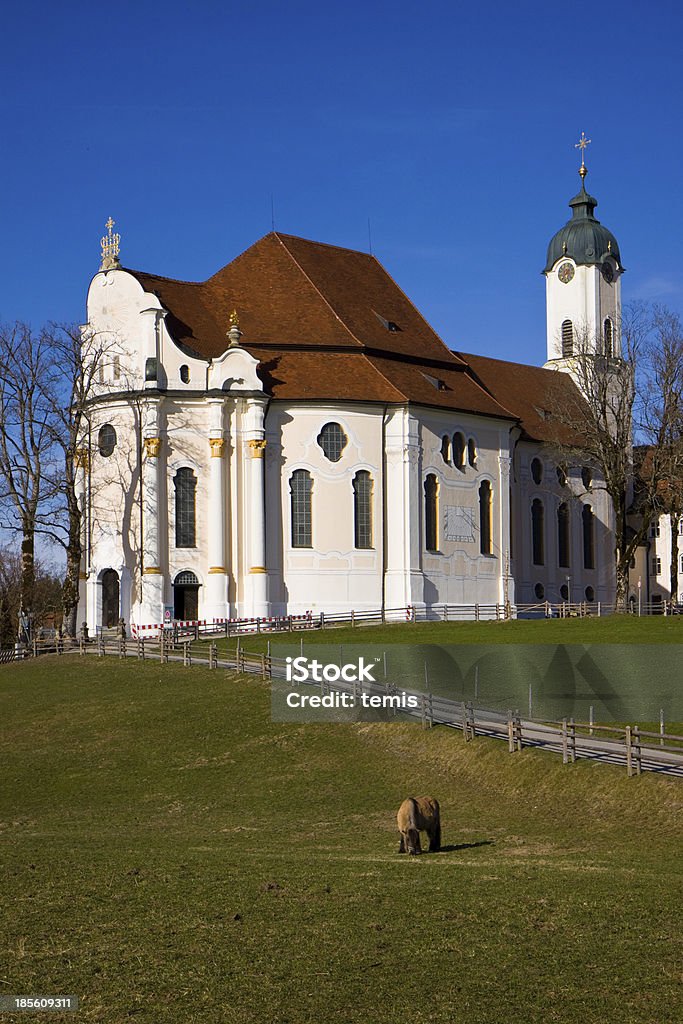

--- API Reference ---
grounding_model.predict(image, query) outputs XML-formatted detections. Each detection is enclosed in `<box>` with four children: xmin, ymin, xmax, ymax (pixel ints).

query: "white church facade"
<box><xmin>78</xmin><ymin>162</ymin><xmax>622</xmax><ymax>630</ymax></box>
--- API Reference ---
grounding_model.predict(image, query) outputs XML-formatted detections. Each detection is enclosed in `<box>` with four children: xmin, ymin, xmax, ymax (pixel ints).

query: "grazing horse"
<box><xmin>397</xmin><ymin>796</ymin><xmax>441</xmax><ymax>855</ymax></box>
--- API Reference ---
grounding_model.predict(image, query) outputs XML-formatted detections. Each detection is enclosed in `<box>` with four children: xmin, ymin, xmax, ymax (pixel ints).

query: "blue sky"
<box><xmin>2</xmin><ymin>0</ymin><xmax>683</xmax><ymax>366</ymax></box>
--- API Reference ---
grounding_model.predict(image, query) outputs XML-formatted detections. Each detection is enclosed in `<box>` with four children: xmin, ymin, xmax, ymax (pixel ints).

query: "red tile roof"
<box><xmin>126</xmin><ymin>232</ymin><xmax>578</xmax><ymax>426</ymax></box>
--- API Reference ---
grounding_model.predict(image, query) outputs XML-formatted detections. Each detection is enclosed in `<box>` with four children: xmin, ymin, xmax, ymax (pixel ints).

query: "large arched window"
<box><xmin>603</xmin><ymin>317</ymin><xmax>613</xmax><ymax>358</ymax></box>
<box><xmin>561</xmin><ymin>319</ymin><xmax>574</xmax><ymax>358</ymax></box>
<box><xmin>290</xmin><ymin>470</ymin><xmax>313</xmax><ymax>548</ymax></box>
<box><xmin>558</xmin><ymin>501</ymin><xmax>570</xmax><ymax>568</ymax></box>
<box><xmin>174</xmin><ymin>468</ymin><xmax>197</xmax><ymax>548</ymax></box>
<box><xmin>353</xmin><ymin>471</ymin><xmax>373</xmax><ymax>549</ymax></box>
<box><xmin>583</xmin><ymin>503</ymin><xmax>595</xmax><ymax>569</ymax></box>
<box><xmin>424</xmin><ymin>474</ymin><xmax>439</xmax><ymax>552</ymax></box>
<box><xmin>479</xmin><ymin>480</ymin><xmax>492</xmax><ymax>555</ymax></box>
<box><xmin>532</xmin><ymin>498</ymin><xmax>545</xmax><ymax>566</ymax></box>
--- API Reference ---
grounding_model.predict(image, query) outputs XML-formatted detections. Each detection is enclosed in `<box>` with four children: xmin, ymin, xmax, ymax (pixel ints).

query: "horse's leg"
<box><xmin>398</xmin><ymin>833</ymin><xmax>406</xmax><ymax>853</ymax></box>
<box><xmin>428</xmin><ymin>820</ymin><xmax>441</xmax><ymax>852</ymax></box>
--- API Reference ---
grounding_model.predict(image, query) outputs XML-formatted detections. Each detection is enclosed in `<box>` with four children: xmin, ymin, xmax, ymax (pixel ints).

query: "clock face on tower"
<box><xmin>558</xmin><ymin>262</ymin><xmax>575</xmax><ymax>284</ymax></box>
<box><xmin>601</xmin><ymin>262</ymin><xmax>614</xmax><ymax>283</ymax></box>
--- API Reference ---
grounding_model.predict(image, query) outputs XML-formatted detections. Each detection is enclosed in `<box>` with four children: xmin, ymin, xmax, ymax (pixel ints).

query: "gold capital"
<box><xmin>249</xmin><ymin>566</ymin><xmax>267</xmax><ymax>574</ymax></box>
<box><xmin>209</xmin><ymin>437</ymin><xmax>225</xmax><ymax>458</ymax></box>
<box><xmin>208</xmin><ymin>566</ymin><xmax>227</xmax><ymax>574</ymax></box>
<box><xmin>144</xmin><ymin>437</ymin><xmax>162</xmax><ymax>458</ymax></box>
<box><xmin>143</xmin><ymin>566</ymin><xmax>163</xmax><ymax>575</ymax></box>
<box><xmin>74</xmin><ymin>447</ymin><xmax>90</xmax><ymax>470</ymax></box>
<box><xmin>248</xmin><ymin>439</ymin><xmax>267</xmax><ymax>458</ymax></box>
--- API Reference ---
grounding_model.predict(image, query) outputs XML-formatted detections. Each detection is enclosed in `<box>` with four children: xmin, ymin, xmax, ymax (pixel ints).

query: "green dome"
<box><xmin>544</xmin><ymin>175</ymin><xmax>622</xmax><ymax>273</ymax></box>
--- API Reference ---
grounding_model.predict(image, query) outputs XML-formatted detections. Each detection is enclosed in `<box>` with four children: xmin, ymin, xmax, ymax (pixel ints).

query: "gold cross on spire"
<box><xmin>575</xmin><ymin>131</ymin><xmax>591</xmax><ymax>178</ymax></box>
<box><xmin>100</xmin><ymin>216</ymin><xmax>121</xmax><ymax>271</ymax></box>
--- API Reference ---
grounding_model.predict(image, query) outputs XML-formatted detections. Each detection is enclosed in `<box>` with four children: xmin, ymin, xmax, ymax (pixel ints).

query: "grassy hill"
<box><xmin>1</xmin><ymin>655</ymin><xmax>682</xmax><ymax>1023</ymax></box>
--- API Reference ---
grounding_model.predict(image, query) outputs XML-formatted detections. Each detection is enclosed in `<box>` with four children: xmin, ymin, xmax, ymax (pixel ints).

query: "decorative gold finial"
<box><xmin>575</xmin><ymin>131</ymin><xmax>591</xmax><ymax>178</ymax></box>
<box><xmin>100</xmin><ymin>216</ymin><xmax>121</xmax><ymax>271</ymax></box>
<box><xmin>227</xmin><ymin>309</ymin><xmax>243</xmax><ymax>348</ymax></box>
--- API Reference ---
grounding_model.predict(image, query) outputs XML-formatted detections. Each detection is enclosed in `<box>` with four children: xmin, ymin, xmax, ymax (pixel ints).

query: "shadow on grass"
<box><xmin>438</xmin><ymin>840</ymin><xmax>495</xmax><ymax>853</ymax></box>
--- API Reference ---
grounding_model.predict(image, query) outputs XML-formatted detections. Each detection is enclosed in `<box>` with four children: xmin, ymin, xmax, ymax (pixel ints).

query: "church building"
<box><xmin>78</xmin><ymin>154</ymin><xmax>622</xmax><ymax>629</ymax></box>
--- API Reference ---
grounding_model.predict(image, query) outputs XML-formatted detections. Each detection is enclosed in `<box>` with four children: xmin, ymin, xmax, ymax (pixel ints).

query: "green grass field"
<box><xmin>1</xmin><ymin>653</ymin><xmax>682</xmax><ymax>1023</ymax></box>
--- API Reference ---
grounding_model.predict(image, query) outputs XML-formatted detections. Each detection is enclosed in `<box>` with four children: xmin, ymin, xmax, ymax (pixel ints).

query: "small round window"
<box><xmin>180</xmin><ymin>365</ymin><xmax>190</xmax><ymax>384</ymax></box>
<box><xmin>585</xmin><ymin>586</ymin><xmax>595</xmax><ymax>602</ymax></box>
<box><xmin>534</xmin><ymin>582</ymin><xmax>545</xmax><ymax>600</ymax></box>
<box><xmin>531</xmin><ymin>457</ymin><xmax>543</xmax><ymax>485</ymax></box>
<box><xmin>560</xmin><ymin>584</ymin><xmax>569</xmax><ymax>601</ymax></box>
<box><xmin>318</xmin><ymin>422</ymin><xmax>348</xmax><ymax>462</ymax></box>
<box><xmin>98</xmin><ymin>424</ymin><xmax>117</xmax><ymax>457</ymax></box>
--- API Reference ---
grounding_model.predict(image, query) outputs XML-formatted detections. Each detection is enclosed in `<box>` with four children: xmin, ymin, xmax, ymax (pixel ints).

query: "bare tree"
<box><xmin>544</xmin><ymin>301</ymin><xmax>683</xmax><ymax>606</ymax></box>
<box><xmin>637</xmin><ymin>307</ymin><xmax>683</xmax><ymax>603</ymax></box>
<box><xmin>0</xmin><ymin>323</ymin><xmax>61</xmax><ymax>636</ymax></box>
<box><xmin>0</xmin><ymin>545</ymin><xmax>62</xmax><ymax>645</ymax></box>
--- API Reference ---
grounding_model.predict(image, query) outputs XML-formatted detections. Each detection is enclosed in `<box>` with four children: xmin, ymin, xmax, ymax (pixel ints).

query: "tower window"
<box><xmin>424</xmin><ymin>474</ymin><xmax>439</xmax><ymax>552</ymax></box>
<box><xmin>174</xmin><ymin>468</ymin><xmax>197</xmax><ymax>548</ymax></box>
<box><xmin>440</xmin><ymin>435</ymin><xmax>451</xmax><ymax>464</ymax></box>
<box><xmin>98</xmin><ymin>424</ymin><xmax>117</xmax><ymax>458</ymax></box>
<box><xmin>603</xmin><ymin>318</ymin><xmax>613</xmax><ymax>358</ymax></box>
<box><xmin>452</xmin><ymin>432</ymin><xmax>465</xmax><ymax>469</ymax></box>
<box><xmin>353</xmin><ymin>471</ymin><xmax>373</xmax><ymax>549</ymax></box>
<box><xmin>180</xmin><ymin>364</ymin><xmax>190</xmax><ymax>383</ymax></box>
<box><xmin>317</xmin><ymin>422</ymin><xmax>347</xmax><ymax>463</ymax></box>
<box><xmin>468</xmin><ymin>438</ymin><xmax>477</xmax><ymax>467</ymax></box>
<box><xmin>479</xmin><ymin>480</ymin><xmax>492</xmax><ymax>555</ymax></box>
<box><xmin>558</xmin><ymin>501</ymin><xmax>570</xmax><ymax>569</ymax></box>
<box><xmin>532</xmin><ymin>498</ymin><xmax>545</xmax><ymax>566</ymax></box>
<box><xmin>290</xmin><ymin>470</ymin><xmax>313</xmax><ymax>548</ymax></box>
<box><xmin>561</xmin><ymin>319</ymin><xmax>574</xmax><ymax>358</ymax></box>
<box><xmin>583</xmin><ymin>504</ymin><xmax>595</xmax><ymax>570</ymax></box>
<box><xmin>531</xmin><ymin>457</ymin><xmax>543</xmax><ymax>485</ymax></box>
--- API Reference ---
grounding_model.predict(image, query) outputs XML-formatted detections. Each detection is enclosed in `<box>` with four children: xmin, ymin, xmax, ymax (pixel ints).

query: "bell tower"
<box><xmin>543</xmin><ymin>134</ymin><xmax>624</xmax><ymax>374</ymax></box>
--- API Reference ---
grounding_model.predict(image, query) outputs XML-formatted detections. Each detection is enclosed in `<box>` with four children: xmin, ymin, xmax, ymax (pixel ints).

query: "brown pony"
<box><xmin>397</xmin><ymin>796</ymin><xmax>441</xmax><ymax>855</ymax></box>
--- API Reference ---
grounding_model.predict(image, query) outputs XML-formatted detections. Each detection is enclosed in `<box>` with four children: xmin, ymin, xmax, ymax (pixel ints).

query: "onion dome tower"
<box><xmin>543</xmin><ymin>134</ymin><xmax>623</xmax><ymax>371</ymax></box>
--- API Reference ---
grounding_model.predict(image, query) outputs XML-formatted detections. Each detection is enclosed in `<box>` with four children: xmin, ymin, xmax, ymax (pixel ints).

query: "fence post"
<box><xmin>475</xmin><ymin>604</ymin><xmax>480</xmax><ymax>622</ymax></box>
<box><xmin>660</xmin><ymin>709</ymin><xmax>665</xmax><ymax>747</ymax></box>
<box><xmin>261</xmin><ymin>653</ymin><xmax>267</xmax><ymax>680</ymax></box>
<box><xmin>568</xmin><ymin>717</ymin><xmax>576</xmax><ymax>763</ymax></box>
<box><xmin>507</xmin><ymin>712</ymin><xmax>515</xmax><ymax>753</ymax></box>
<box><xmin>561</xmin><ymin>719</ymin><xmax>568</xmax><ymax>764</ymax></box>
<box><xmin>98</xmin><ymin>637</ymin><xmax>104</xmax><ymax>658</ymax></box>
<box><xmin>320</xmin><ymin>611</ymin><xmax>325</xmax><ymax>629</ymax></box>
<box><xmin>625</xmin><ymin>725</ymin><xmax>633</xmax><ymax>777</ymax></box>
<box><xmin>633</xmin><ymin>726</ymin><xmax>642</xmax><ymax>776</ymax></box>
<box><xmin>212</xmin><ymin>642</ymin><xmax>218</xmax><ymax>669</ymax></box>
<box><xmin>515</xmin><ymin>713</ymin><xmax>523</xmax><ymax>752</ymax></box>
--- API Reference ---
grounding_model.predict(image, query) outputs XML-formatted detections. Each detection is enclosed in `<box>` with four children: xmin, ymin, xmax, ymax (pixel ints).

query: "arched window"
<box><xmin>452</xmin><ymin>432</ymin><xmax>465</xmax><ymax>469</ymax></box>
<box><xmin>440</xmin><ymin>435</ymin><xmax>451</xmax><ymax>464</ymax></box>
<box><xmin>558</xmin><ymin>502</ymin><xmax>570</xmax><ymax>569</ymax></box>
<box><xmin>317</xmin><ymin>422</ymin><xmax>347</xmax><ymax>462</ymax></box>
<box><xmin>479</xmin><ymin>481</ymin><xmax>492</xmax><ymax>555</ymax></box>
<box><xmin>583</xmin><ymin>504</ymin><xmax>595</xmax><ymax>569</ymax></box>
<box><xmin>534</xmin><ymin>582</ymin><xmax>545</xmax><ymax>601</ymax></box>
<box><xmin>424</xmin><ymin>474</ymin><xmax>438</xmax><ymax>552</ymax></box>
<box><xmin>531</xmin><ymin>457</ymin><xmax>543</xmax><ymax>485</ymax></box>
<box><xmin>353</xmin><ymin>471</ymin><xmax>373</xmax><ymax>549</ymax></box>
<box><xmin>581</xmin><ymin>466</ymin><xmax>593</xmax><ymax>491</ymax></box>
<box><xmin>98</xmin><ymin>424</ymin><xmax>117</xmax><ymax>457</ymax></box>
<box><xmin>174</xmin><ymin>468</ymin><xmax>197</xmax><ymax>548</ymax></box>
<box><xmin>290</xmin><ymin>470</ymin><xmax>312</xmax><ymax>548</ymax></box>
<box><xmin>603</xmin><ymin>318</ymin><xmax>613</xmax><ymax>358</ymax></box>
<box><xmin>561</xmin><ymin>319</ymin><xmax>574</xmax><ymax>357</ymax></box>
<box><xmin>468</xmin><ymin>438</ymin><xmax>477</xmax><ymax>467</ymax></box>
<box><xmin>585</xmin><ymin>586</ymin><xmax>595</xmax><ymax>602</ymax></box>
<box><xmin>532</xmin><ymin>498</ymin><xmax>545</xmax><ymax>566</ymax></box>
<box><xmin>180</xmin><ymin>364</ymin><xmax>190</xmax><ymax>383</ymax></box>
